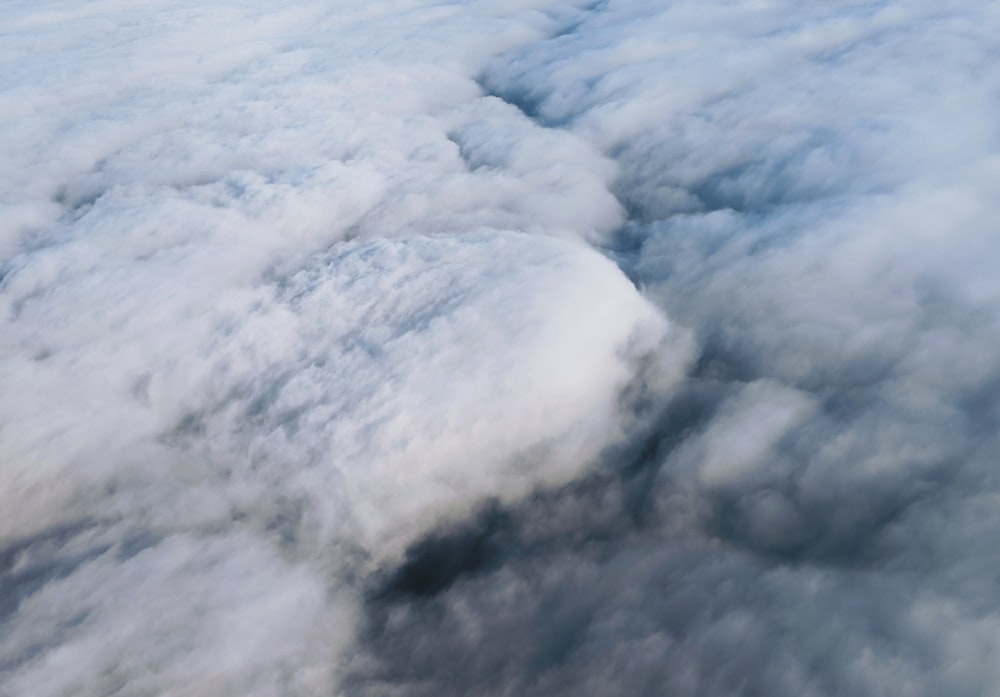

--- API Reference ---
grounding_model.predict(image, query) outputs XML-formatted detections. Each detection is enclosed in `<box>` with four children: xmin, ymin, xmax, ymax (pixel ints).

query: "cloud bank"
<box><xmin>3</xmin><ymin>0</ymin><xmax>1000</xmax><ymax>695</ymax></box>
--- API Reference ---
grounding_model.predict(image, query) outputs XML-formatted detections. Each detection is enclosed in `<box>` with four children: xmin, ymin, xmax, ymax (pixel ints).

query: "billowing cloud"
<box><xmin>3</xmin><ymin>0</ymin><xmax>1000</xmax><ymax>695</ymax></box>
<box><xmin>1</xmin><ymin>1</ymin><xmax>686</xmax><ymax>693</ymax></box>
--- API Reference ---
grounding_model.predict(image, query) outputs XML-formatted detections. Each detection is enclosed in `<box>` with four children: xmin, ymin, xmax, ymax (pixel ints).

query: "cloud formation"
<box><xmin>3</xmin><ymin>0</ymin><xmax>1000</xmax><ymax>695</ymax></box>
<box><xmin>2</xmin><ymin>1</ymin><xmax>686</xmax><ymax>694</ymax></box>
<box><xmin>353</xmin><ymin>1</ymin><xmax>1000</xmax><ymax>695</ymax></box>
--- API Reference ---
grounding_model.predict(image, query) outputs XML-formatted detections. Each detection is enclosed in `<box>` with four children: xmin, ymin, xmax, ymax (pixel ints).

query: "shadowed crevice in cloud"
<box><xmin>371</xmin><ymin>503</ymin><xmax>516</xmax><ymax>600</ymax></box>
<box><xmin>0</xmin><ymin>521</ymin><xmax>105</xmax><ymax>625</ymax></box>
<box><xmin>473</xmin><ymin>76</ymin><xmax>563</xmax><ymax>129</ymax></box>
<box><xmin>364</xmin><ymin>378</ymin><xmax>728</xmax><ymax>604</ymax></box>
<box><xmin>471</xmin><ymin>0</ymin><xmax>610</xmax><ymax>130</ymax></box>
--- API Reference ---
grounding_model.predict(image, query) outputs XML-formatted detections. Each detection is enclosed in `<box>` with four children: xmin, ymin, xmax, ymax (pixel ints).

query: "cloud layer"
<box><xmin>2</xmin><ymin>1</ymin><xmax>686</xmax><ymax>694</ymax></box>
<box><xmin>3</xmin><ymin>0</ymin><xmax>1000</xmax><ymax>695</ymax></box>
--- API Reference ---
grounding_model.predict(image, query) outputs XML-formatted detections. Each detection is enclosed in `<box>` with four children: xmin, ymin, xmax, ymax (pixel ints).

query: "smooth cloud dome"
<box><xmin>3</xmin><ymin>0</ymin><xmax>1000</xmax><ymax>696</ymax></box>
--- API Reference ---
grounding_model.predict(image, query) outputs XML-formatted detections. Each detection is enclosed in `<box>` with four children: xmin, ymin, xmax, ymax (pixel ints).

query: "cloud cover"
<box><xmin>1</xmin><ymin>1</ymin><xmax>687</xmax><ymax>693</ymax></box>
<box><xmin>3</xmin><ymin>0</ymin><xmax>1000</xmax><ymax>695</ymax></box>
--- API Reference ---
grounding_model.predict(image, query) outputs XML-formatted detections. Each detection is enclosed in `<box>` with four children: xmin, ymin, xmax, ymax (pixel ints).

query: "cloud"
<box><xmin>350</xmin><ymin>1</ymin><xmax>1000</xmax><ymax>695</ymax></box>
<box><xmin>4</xmin><ymin>0</ymin><xmax>1000</xmax><ymax>695</ymax></box>
<box><xmin>1</xmin><ymin>1</ymin><xmax>688</xmax><ymax>694</ymax></box>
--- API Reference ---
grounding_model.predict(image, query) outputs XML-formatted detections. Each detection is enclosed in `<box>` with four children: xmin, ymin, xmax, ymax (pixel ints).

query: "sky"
<box><xmin>2</xmin><ymin>0</ymin><xmax>1000</xmax><ymax>695</ymax></box>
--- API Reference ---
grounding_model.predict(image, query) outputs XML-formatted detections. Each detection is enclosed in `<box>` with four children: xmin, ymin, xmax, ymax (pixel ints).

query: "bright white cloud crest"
<box><xmin>3</xmin><ymin>0</ymin><xmax>1000</xmax><ymax>695</ymax></box>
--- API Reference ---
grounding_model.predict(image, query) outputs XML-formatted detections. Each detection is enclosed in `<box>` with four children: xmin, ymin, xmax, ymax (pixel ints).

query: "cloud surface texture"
<box><xmin>2</xmin><ymin>1</ymin><xmax>999</xmax><ymax>695</ymax></box>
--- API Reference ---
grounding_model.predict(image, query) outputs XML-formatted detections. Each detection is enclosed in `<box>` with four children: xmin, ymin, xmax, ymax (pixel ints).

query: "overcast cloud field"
<box><xmin>2</xmin><ymin>1</ymin><xmax>1000</xmax><ymax>695</ymax></box>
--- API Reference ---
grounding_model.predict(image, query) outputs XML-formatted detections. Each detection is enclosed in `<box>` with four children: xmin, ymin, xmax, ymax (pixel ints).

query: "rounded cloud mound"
<box><xmin>1</xmin><ymin>227</ymin><xmax>686</xmax><ymax>696</ymax></box>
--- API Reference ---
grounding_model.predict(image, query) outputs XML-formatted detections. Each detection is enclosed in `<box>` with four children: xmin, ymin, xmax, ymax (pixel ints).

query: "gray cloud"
<box><xmin>351</xmin><ymin>1</ymin><xmax>1000</xmax><ymax>695</ymax></box>
<box><xmin>1</xmin><ymin>1</ymin><xmax>685</xmax><ymax>694</ymax></box>
<box><xmin>3</xmin><ymin>0</ymin><xmax>1000</xmax><ymax>695</ymax></box>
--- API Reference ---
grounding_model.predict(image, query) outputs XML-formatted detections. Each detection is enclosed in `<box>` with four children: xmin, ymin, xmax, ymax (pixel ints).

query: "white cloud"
<box><xmin>4</xmin><ymin>0</ymin><xmax>1000</xmax><ymax>694</ymax></box>
<box><xmin>0</xmin><ymin>1</ymin><xmax>689</xmax><ymax>694</ymax></box>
